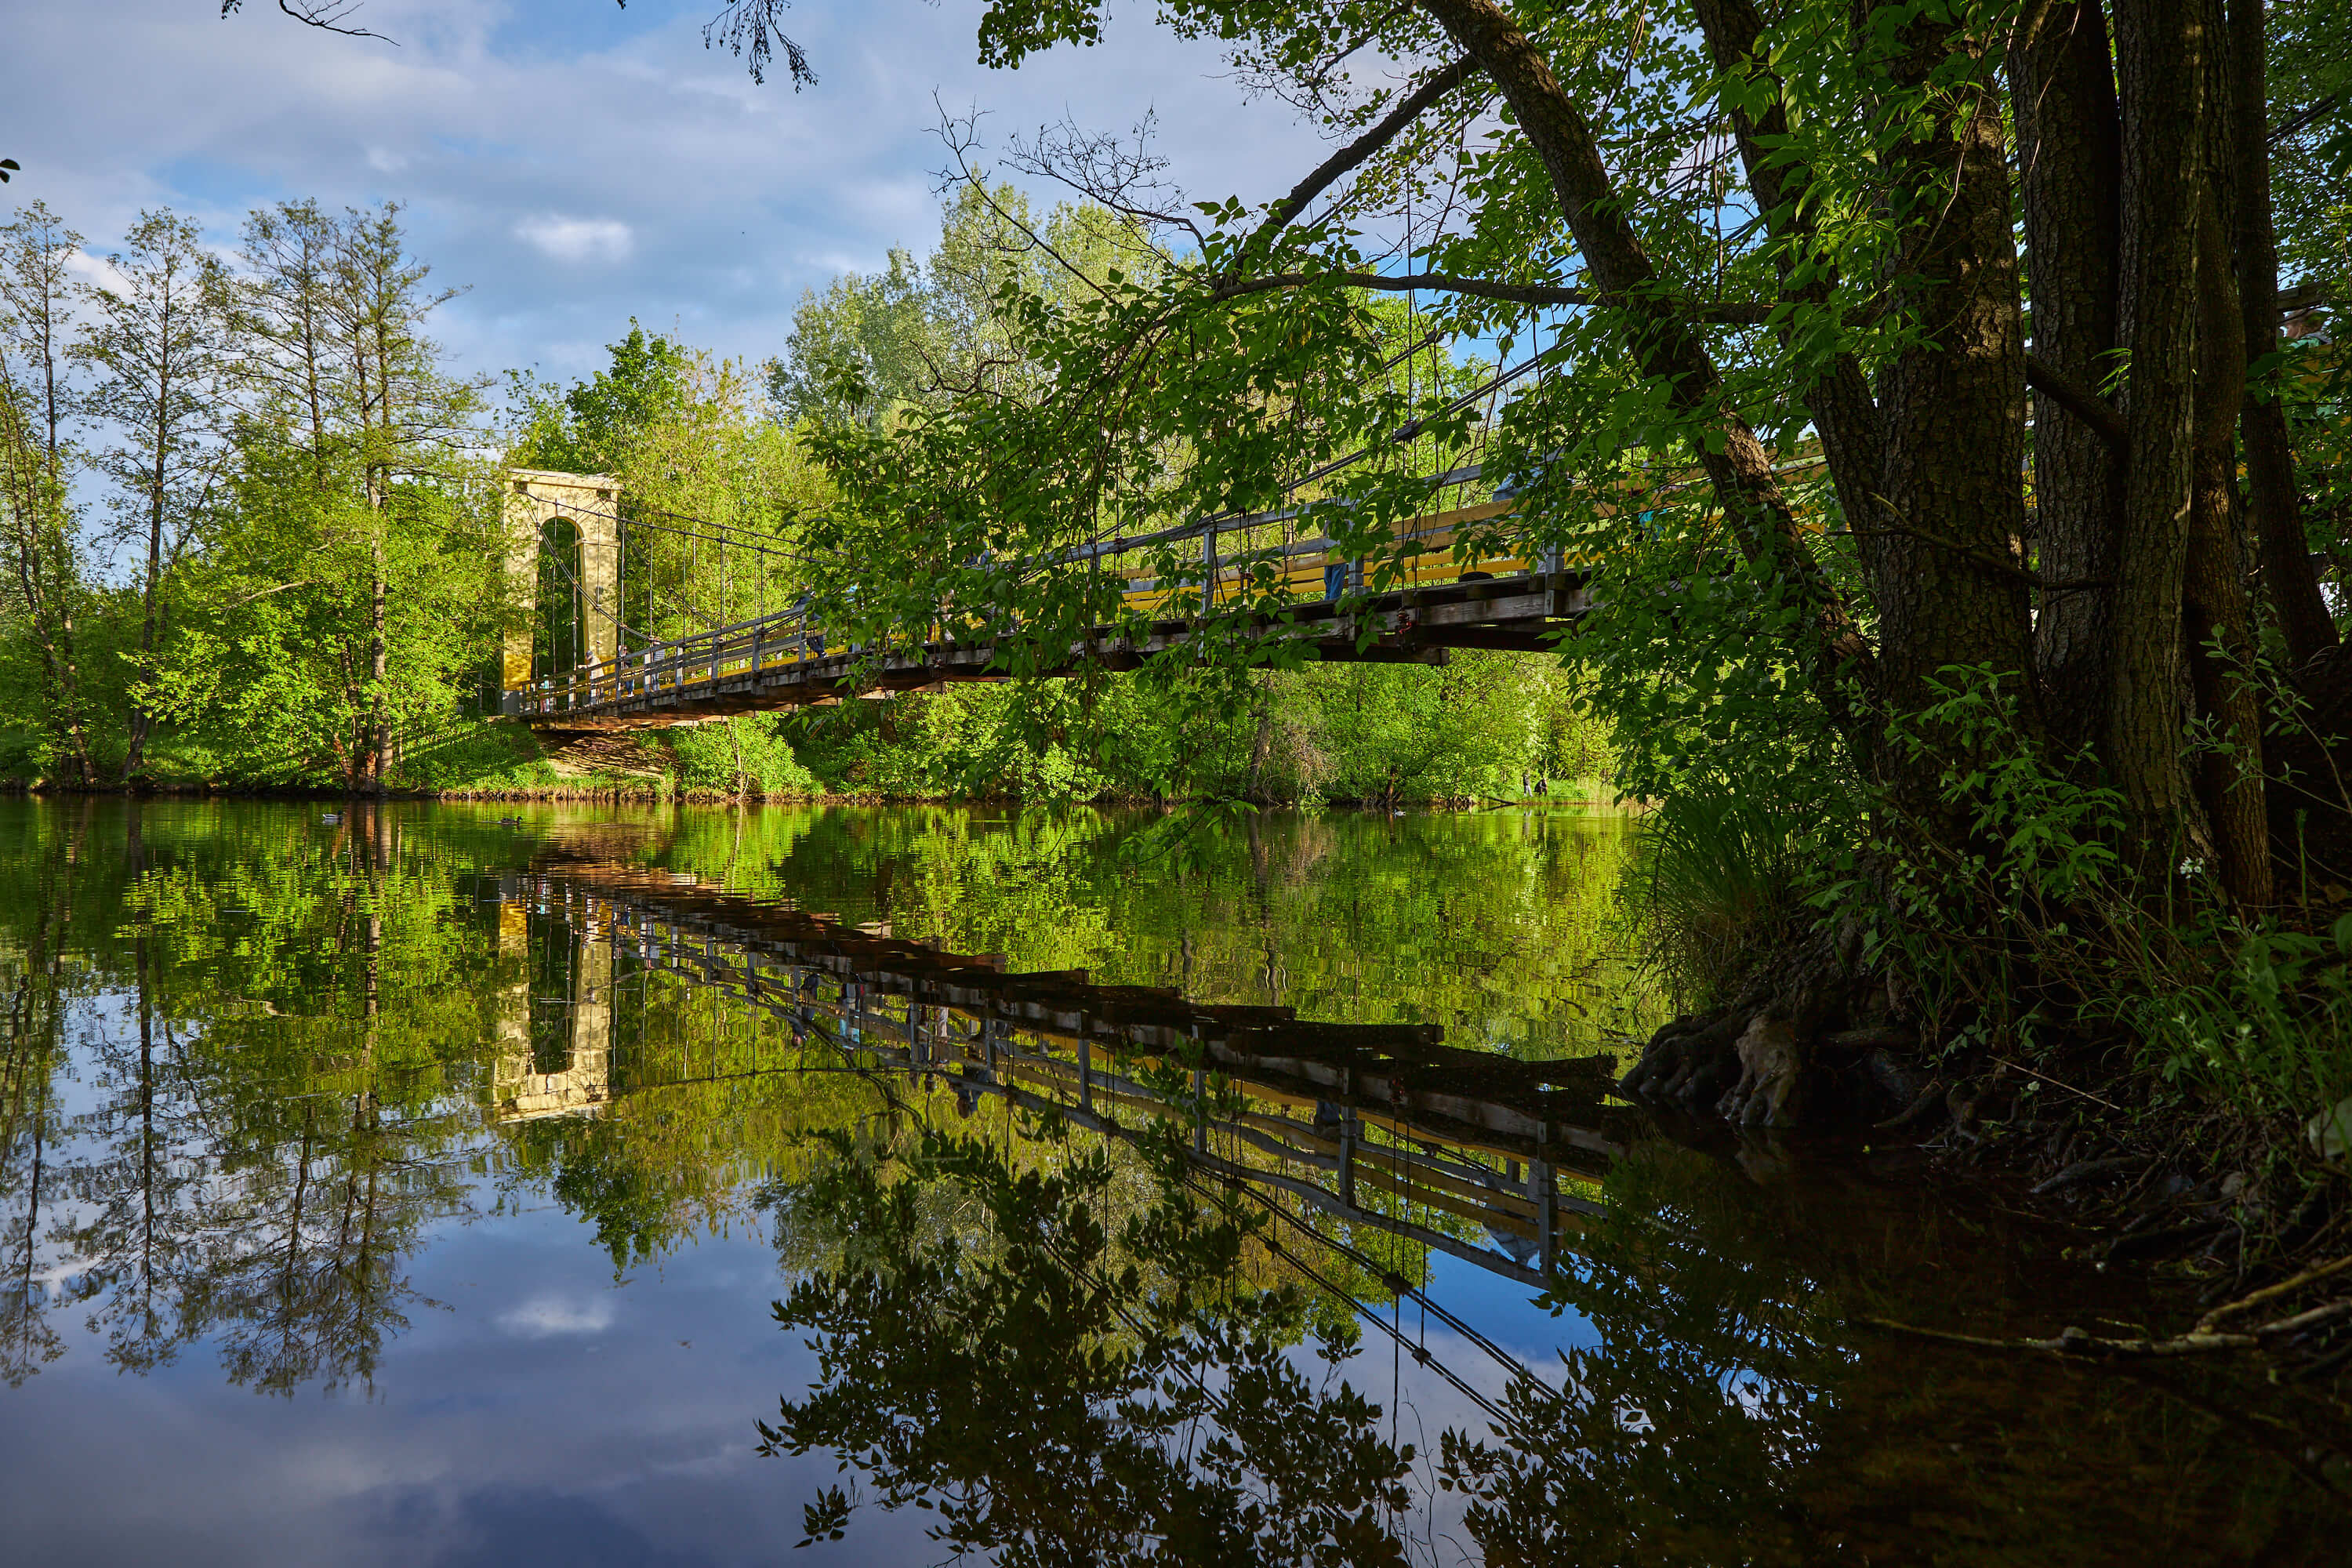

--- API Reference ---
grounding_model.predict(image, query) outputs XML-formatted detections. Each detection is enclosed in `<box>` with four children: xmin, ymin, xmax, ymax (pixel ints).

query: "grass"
<box><xmin>1634</xmin><ymin>790</ymin><xmax>1810</xmax><ymax>1004</ymax></box>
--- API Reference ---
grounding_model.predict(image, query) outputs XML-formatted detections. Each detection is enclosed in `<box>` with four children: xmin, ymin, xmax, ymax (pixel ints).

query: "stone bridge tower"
<box><xmin>503</xmin><ymin>470</ymin><xmax>622</xmax><ymax>715</ymax></box>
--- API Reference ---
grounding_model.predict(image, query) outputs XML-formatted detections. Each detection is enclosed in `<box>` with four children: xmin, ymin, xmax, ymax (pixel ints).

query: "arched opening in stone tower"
<box><xmin>532</xmin><ymin>515</ymin><xmax>586</xmax><ymax>681</ymax></box>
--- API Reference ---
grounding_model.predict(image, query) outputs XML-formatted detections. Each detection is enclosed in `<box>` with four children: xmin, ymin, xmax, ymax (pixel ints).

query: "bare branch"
<box><xmin>932</xmin><ymin>102</ymin><xmax>1116</xmax><ymax>303</ymax></box>
<box><xmin>1209</xmin><ymin>267</ymin><xmax>1773</xmax><ymax>324</ymax></box>
<box><xmin>218</xmin><ymin>1</ymin><xmax>395</xmax><ymax>44</ymax></box>
<box><xmin>2024</xmin><ymin>350</ymin><xmax>2126</xmax><ymax>450</ymax></box>
<box><xmin>701</xmin><ymin>0</ymin><xmax>816</xmax><ymax>89</ymax></box>
<box><xmin>1246</xmin><ymin>56</ymin><xmax>1483</xmax><ymax>253</ymax></box>
<box><xmin>1001</xmin><ymin>112</ymin><xmax>1203</xmax><ymax>243</ymax></box>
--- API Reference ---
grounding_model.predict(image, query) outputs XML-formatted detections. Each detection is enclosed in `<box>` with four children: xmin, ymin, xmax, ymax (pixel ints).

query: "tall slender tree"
<box><xmin>0</xmin><ymin>203</ymin><xmax>96</xmax><ymax>784</ymax></box>
<box><xmin>80</xmin><ymin>209</ymin><xmax>229</xmax><ymax>782</ymax></box>
<box><xmin>329</xmin><ymin>205</ymin><xmax>465</xmax><ymax>789</ymax></box>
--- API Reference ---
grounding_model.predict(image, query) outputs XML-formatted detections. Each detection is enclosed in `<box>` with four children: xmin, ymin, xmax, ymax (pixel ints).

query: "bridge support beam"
<box><xmin>503</xmin><ymin>470</ymin><xmax>622</xmax><ymax>716</ymax></box>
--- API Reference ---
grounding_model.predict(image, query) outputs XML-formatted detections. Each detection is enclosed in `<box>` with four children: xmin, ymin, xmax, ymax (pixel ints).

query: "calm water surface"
<box><xmin>0</xmin><ymin>800</ymin><xmax>2342</xmax><ymax>1564</ymax></box>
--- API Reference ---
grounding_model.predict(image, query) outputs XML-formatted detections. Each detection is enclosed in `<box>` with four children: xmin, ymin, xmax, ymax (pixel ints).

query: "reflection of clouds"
<box><xmin>495</xmin><ymin>1294</ymin><xmax>615</xmax><ymax>1338</ymax></box>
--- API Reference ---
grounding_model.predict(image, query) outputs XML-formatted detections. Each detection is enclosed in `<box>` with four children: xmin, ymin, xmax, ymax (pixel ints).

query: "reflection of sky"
<box><xmin>0</xmin><ymin>1186</ymin><xmax>929</xmax><ymax>1567</ymax></box>
<box><xmin>1422</xmin><ymin>1249</ymin><xmax>1601</xmax><ymax>1367</ymax></box>
<box><xmin>0</xmin><ymin>1141</ymin><xmax>1602</xmax><ymax>1566</ymax></box>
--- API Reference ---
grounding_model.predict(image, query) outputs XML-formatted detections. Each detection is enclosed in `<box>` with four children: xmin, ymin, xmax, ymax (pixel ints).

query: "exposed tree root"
<box><xmin>1618</xmin><ymin>925</ymin><xmax>1898</xmax><ymax>1127</ymax></box>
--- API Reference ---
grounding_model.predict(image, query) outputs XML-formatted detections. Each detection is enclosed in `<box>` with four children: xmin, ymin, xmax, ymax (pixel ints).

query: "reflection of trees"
<box><xmin>1435</xmin><ymin>1142</ymin><xmax>2351</xmax><ymax>1566</ymax></box>
<box><xmin>0</xmin><ymin>895</ymin><xmax>70</xmax><ymax>1385</ymax></box>
<box><xmin>761</xmin><ymin>1118</ymin><xmax>2351</xmax><ymax>1566</ymax></box>
<box><xmin>2</xmin><ymin>804</ymin><xmax>482</xmax><ymax>1393</ymax></box>
<box><xmin>757</xmin><ymin>1122</ymin><xmax>1417</xmax><ymax>1566</ymax></box>
<box><xmin>658</xmin><ymin>805</ymin><xmax>1660</xmax><ymax>1061</ymax></box>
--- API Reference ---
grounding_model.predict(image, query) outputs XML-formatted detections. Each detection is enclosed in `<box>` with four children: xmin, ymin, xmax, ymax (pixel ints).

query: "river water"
<box><xmin>0</xmin><ymin>799</ymin><xmax>2341</xmax><ymax>1564</ymax></box>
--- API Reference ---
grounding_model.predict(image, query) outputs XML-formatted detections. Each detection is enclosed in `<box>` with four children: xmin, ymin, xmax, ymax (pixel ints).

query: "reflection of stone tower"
<box><xmin>502</xmin><ymin>470</ymin><xmax>621</xmax><ymax>714</ymax></box>
<box><xmin>492</xmin><ymin>899</ymin><xmax>614</xmax><ymax>1121</ymax></box>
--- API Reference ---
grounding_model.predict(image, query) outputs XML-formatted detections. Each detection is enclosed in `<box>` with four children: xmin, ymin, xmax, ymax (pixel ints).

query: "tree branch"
<box><xmin>2024</xmin><ymin>350</ymin><xmax>2126</xmax><ymax>449</ymax></box>
<box><xmin>217</xmin><ymin>2</ymin><xmax>395</xmax><ymax>44</ymax></box>
<box><xmin>1247</xmin><ymin>55</ymin><xmax>1484</xmax><ymax>249</ymax></box>
<box><xmin>1208</xmin><ymin>268</ymin><xmax>1773</xmax><ymax>322</ymax></box>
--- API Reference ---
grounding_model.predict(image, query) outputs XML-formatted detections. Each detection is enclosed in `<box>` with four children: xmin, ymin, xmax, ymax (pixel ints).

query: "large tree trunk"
<box><xmin>2186</xmin><ymin>191</ymin><xmax>2273</xmax><ymax>904</ymax></box>
<box><xmin>2009</xmin><ymin>2</ymin><xmax>2128</xmax><ymax>757</ymax></box>
<box><xmin>1414</xmin><ymin>0</ymin><xmax>1876</xmax><ymax>753</ymax></box>
<box><xmin>1869</xmin><ymin>19</ymin><xmax>2039</xmax><ymax>776</ymax></box>
<box><xmin>2106</xmin><ymin>0</ymin><xmax>2210</xmax><ymax>852</ymax></box>
<box><xmin>2227</xmin><ymin>0</ymin><xmax>2336</xmax><ymax>670</ymax></box>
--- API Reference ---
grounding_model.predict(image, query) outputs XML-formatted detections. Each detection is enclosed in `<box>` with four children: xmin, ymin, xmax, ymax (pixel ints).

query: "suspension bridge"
<box><xmin>497</xmin><ymin>466</ymin><xmax>1594</xmax><ymax>729</ymax></box>
<box><xmin>492</xmin><ymin>343</ymin><xmax>1826</xmax><ymax>731</ymax></box>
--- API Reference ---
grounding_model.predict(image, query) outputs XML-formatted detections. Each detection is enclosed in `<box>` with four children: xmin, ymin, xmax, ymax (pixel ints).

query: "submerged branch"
<box><xmin>1858</xmin><ymin>1262</ymin><xmax>2352</xmax><ymax>1359</ymax></box>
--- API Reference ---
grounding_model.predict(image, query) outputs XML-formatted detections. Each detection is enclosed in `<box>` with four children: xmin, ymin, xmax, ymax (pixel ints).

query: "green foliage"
<box><xmin>782</xmin><ymin>652</ymin><xmax>1610</xmax><ymax>805</ymax></box>
<box><xmin>508</xmin><ymin>321</ymin><xmax>689</xmax><ymax>475</ymax></box>
<box><xmin>1818</xmin><ymin>666</ymin><xmax>2352</xmax><ymax>1134</ymax></box>
<box><xmin>1635</xmin><ymin>790</ymin><xmax>1811</xmax><ymax>1004</ymax></box>
<box><xmin>668</xmin><ymin>713</ymin><xmax>826</xmax><ymax>797</ymax></box>
<box><xmin>1</xmin><ymin>198</ymin><xmax>500</xmax><ymax>787</ymax></box>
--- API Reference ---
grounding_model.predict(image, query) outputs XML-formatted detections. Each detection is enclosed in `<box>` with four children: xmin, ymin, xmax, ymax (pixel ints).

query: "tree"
<box><xmin>80</xmin><ymin>210</ymin><xmax>230</xmax><ymax>781</ymax></box>
<box><xmin>0</xmin><ymin>203</ymin><xmax>97</xmax><ymax>784</ymax></box>
<box><xmin>136</xmin><ymin>203</ymin><xmax>497</xmax><ymax>789</ymax></box>
<box><xmin>774</xmin><ymin>0</ymin><xmax>2350</xmax><ymax>1124</ymax></box>
<box><xmin>331</xmin><ymin>204</ymin><xmax>474</xmax><ymax>787</ymax></box>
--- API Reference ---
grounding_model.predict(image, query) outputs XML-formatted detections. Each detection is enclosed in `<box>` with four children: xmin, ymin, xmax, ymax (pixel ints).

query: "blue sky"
<box><xmin>7</xmin><ymin>1</ymin><xmax>1334</xmax><ymax>388</ymax></box>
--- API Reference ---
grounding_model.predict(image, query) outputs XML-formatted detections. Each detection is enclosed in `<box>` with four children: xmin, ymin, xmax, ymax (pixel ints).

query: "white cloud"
<box><xmin>2</xmin><ymin>0</ymin><xmax>1335</xmax><ymax>385</ymax></box>
<box><xmin>513</xmin><ymin>213</ymin><xmax>633</xmax><ymax>263</ymax></box>
<box><xmin>63</xmin><ymin>250</ymin><xmax>129</xmax><ymax>294</ymax></box>
<box><xmin>495</xmin><ymin>1293</ymin><xmax>616</xmax><ymax>1338</ymax></box>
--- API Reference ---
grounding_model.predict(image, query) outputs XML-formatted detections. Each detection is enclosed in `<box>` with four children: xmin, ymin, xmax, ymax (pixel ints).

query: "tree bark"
<box><xmin>2226</xmin><ymin>0</ymin><xmax>2336</xmax><ymax>668</ymax></box>
<box><xmin>2009</xmin><ymin>1</ymin><xmax>2129</xmax><ymax>757</ymax></box>
<box><xmin>1870</xmin><ymin>17</ymin><xmax>2040</xmax><ymax>765</ymax></box>
<box><xmin>2107</xmin><ymin>0</ymin><xmax>2209</xmax><ymax>847</ymax></box>
<box><xmin>2186</xmin><ymin>191</ymin><xmax>2272</xmax><ymax>904</ymax></box>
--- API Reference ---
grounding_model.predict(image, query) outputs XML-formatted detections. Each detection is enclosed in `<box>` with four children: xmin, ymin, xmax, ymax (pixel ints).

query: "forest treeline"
<box><xmin>0</xmin><ymin>190</ymin><xmax>1606</xmax><ymax>804</ymax></box>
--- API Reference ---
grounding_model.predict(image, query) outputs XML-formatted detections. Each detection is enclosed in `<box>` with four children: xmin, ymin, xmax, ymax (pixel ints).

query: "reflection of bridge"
<box><xmin>499</xmin><ymin>467</ymin><xmax>1595</xmax><ymax>729</ymax></box>
<box><xmin>497</xmin><ymin>853</ymin><xmax>1635</xmax><ymax>1283</ymax></box>
<box><xmin>490</xmin><ymin>899</ymin><xmax>613</xmax><ymax>1120</ymax></box>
